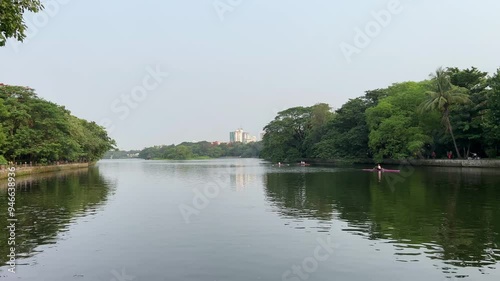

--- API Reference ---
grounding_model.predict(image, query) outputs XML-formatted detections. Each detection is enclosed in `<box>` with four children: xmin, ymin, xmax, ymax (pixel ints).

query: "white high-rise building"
<box><xmin>229</xmin><ymin>128</ymin><xmax>257</xmax><ymax>143</ymax></box>
<box><xmin>230</xmin><ymin>128</ymin><xmax>245</xmax><ymax>143</ymax></box>
<box><xmin>242</xmin><ymin>132</ymin><xmax>249</xmax><ymax>143</ymax></box>
<box><xmin>235</xmin><ymin>129</ymin><xmax>244</xmax><ymax>142</ymax></box>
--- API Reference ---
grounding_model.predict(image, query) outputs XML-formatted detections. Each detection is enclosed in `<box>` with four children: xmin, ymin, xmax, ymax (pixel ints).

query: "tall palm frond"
<box><xmin>419</xmin><ymin>67</ymin><xmax>470</xmax><ymax>158</ymax></box>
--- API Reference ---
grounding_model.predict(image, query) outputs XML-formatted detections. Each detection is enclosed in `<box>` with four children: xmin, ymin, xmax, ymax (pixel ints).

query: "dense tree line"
<box><xmin>261</xmin><ymin>67</ymin><xmax>500</xmax><ymax>162</ymax></box>
<box><xmin>0</xmin><ymin>85</ymin><xmax>116</xmax><ymax>164</ymax></box>
<box><xmin>139</xmin><ymin>141</ymin><xmax>262</xmax><ymax>160</ymax></box>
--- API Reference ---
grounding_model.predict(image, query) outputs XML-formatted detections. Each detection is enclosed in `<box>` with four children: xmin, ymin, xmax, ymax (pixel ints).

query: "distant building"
<box><xmin>242</xmin><ymin>132</ymin><xmax>249</xmax><ymax>143</ymax></box>
<box><xmin>230</xmin><ymin>128</ymin><xmax>245</xmax><ymax>143</ymax></box>
<box><xmin>243</xmin><ymin>134</ymin><xmax>257</xmax><ymax>144</ymax></box>
<box><xmin>229</xmin><ymin>128</ymin><xmax>258</xmax><ymax>143</ymax></box>
<box><xmin>235</xmin><ymin>129</ymin><xmax>244</xmax><ymax>142</ymax></box>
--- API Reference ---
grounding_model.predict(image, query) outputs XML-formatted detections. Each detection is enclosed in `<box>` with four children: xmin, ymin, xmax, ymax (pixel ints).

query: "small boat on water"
<box><xmin>362</xmin><ymin>169</ymin><xmax>400</xmax><ymax>173</ymax></box>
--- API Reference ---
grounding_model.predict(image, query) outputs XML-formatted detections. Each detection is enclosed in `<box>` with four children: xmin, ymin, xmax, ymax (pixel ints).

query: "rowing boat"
<box><xmin>362</xmin><ymin>169</ymin><xmax>400</xmax><ymax>173</ymax></box>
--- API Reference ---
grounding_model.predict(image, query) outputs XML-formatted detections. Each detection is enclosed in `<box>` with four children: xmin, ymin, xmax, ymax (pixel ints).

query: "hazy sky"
<box><xmin>1</xmin><ymin>0</ymin><xmax>499</xmax><ymax>150</ymax></box>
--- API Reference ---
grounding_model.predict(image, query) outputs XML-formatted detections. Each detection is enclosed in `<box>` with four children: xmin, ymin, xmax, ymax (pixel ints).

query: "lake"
<box><xmin>1</xmin><ymin>158</ymin><xmax>500</xmax><ymax>281</ymax></box>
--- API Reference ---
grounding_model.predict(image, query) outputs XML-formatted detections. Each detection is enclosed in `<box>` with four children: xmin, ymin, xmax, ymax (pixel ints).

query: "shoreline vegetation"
<box><xmin>4</xmin><ymin>66</ymin><xmax>500</xmax><ymax>171</ymax></box>
<box><xmin>111</xmin><ymin>66</ymin><xmax>500</xmax><ymax>170</ymax></box>
<box><xmin>0</xmin><ymin>85</ymin><xmax>116</xmax><ymax>166</ymax></box>
<box><xmin>260</xmin><ymin>67</ymin><xmax>500</xmax><ymax>164</ymax></box>
<box><xmin>119</xmin><ymin>141</ymin><xmax>263</xmax><ymax>160</ymax></box>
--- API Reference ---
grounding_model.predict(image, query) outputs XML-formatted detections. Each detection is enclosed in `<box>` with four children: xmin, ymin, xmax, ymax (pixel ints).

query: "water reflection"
<box><xmin>139</xmin><ymin>158</ymin><xmax>261</xmax><ymax>191</ymax></box>
<box><xmin>0</xmin><ymin>167</ymin><xmax>113</xmax><ymax>267</ymax></box>
<box><xmin>263</xmin><ymin>167</ymin><xmax>500</xmax><ymax>276</ymax></box>
<box><xmin>231</xmin><ymin>165</ymin><xmax>258</xmax><ymax>191</ymax></box>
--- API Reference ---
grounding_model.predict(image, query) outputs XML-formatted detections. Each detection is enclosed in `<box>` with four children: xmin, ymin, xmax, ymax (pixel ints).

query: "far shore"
<box><xmin>140</xmin><ymin>156</ymin><xmax>255</xmax><ymax>160</ymax></box>
<box><xmin>137</xmin><ymin>157</ymin><xmax>500</xmax><ymax>168</ymax></box>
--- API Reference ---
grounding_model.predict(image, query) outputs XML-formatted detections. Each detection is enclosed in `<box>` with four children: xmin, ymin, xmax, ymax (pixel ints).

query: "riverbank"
<box><xmin>0</xmin><ymin>166</ymin><xmax>91</xmax><ymax>190</ymax></box>
<box><xmin>0</xmin><ymin>163</ymin><xmax>91</xmax><ymax>179</ymax></box>
<box><xmin>305</xmin><ymin>158</ymin><xmax>500</xmax><ymax>168</ymax></box>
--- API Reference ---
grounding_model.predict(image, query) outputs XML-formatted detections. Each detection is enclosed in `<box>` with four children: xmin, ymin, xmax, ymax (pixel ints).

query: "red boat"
<box><xmin>362</xmin><ymin>169</ymin><xmax>400</xmax><ymax>173</ymax></box>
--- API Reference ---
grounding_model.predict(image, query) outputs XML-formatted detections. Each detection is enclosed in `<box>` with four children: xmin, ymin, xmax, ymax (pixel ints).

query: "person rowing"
<box><xmin>362</xmin><ymin>165</ymin><xmax>400</xmax><ymax>173</ymax></box>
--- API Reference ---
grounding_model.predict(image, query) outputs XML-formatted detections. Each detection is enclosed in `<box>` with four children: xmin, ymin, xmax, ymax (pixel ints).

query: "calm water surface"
<box><xmin>1</xmin><ymin>159</ymin><xmax>500</xmax><ymax>281</ymax></box>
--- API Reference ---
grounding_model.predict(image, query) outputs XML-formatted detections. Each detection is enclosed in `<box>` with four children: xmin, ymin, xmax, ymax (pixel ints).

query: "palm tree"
<box><xmin>420</xmin><ymin>67</ymin><xmax>470</xmax><ymax>158</ymax></box>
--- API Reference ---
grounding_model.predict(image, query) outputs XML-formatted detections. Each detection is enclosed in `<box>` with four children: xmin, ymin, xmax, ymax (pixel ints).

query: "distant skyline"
<box><xmin>1</xmin><ymin>0</ymin><xmax>500</xmax><ymax>150</ymax></box>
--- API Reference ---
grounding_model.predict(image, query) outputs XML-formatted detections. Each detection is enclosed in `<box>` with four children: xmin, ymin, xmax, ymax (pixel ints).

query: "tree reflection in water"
<box><xmin>0</xmin><ymin>167</ymin><xmax>113</xmax><ymax>266</ymax></box>
<box><xmin>263</xmin><ymin>167</ymin><xmax>500</xmax><ymax>276</ymax></box>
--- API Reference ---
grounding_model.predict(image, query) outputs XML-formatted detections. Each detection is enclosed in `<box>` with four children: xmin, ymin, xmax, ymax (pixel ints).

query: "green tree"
<box><xmin>171</xmin><ymin>145</ymin><xmax>193</xmax><ymax>160</ymax></box>
<box><xmin>483</xmin><ymin>68</ymin><xmax>500</xmax><ymax>157</ymax></box>
<box><xmin>0</xmin><ymin>98</ymin><xmax>7</xmax><ymax>156</ymax></box>
<box><xmin>207</xmin><ymin>145</ymin><xmax>224</xmax><ymax>158</ymax></box>
<box><xmin>366</xmin><ymin>81</ymin><xmax>434</xmax><ymax>160</ymax></box>
<box><xmin>364</xmin><ymin>88</ymin><xmax>389</xmax><ymax>106</ymax></box>
<box><xmin>138</xmin><ymin>141</ymin><xmax>262</xmax><ymax>160</ymax></box>
<box><xmin>313</xmin><ymin>98</ymin><xmax>370</xmax><ymax>159</ymax></box>
<box><xmin>241</xmin><ymin>141</ymin><xmax>263</xmax><ymax>158</ymax></box>
<box><xmin>447</xmin><ymin>67</ymin><xmax>489</xmax><ymax>157</ymax></box>
<box><xmin>0</xmin><ymin>85</ymin><xmax>115</xmax><ymax>163</ymax></box>
<box><xmin>261</xmin><ymin>106</ymin><xmax>314</xmax><ymax>162</ymax></box>
<box><xmin>0</xmin><ymin>0</ymin><xmax>43</xmax><ymax>46</ymax></box>
<box><xmin>77</xmin><ymin>120</ymin><xmax>116</xmax><ymax>162</ymax></box>
<box><xmin>304</xmin><ymin>103</ymin><xmax>334</xmax><ymax>157</ymax></box>
<box><xmin>419</xmin><ymin>67</ymin><xmax>470</xmax><ymax>158</ymax></box>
